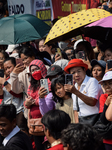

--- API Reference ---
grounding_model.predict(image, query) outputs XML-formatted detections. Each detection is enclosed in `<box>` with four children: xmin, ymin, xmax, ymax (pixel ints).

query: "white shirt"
<box><xmin>3</xmin><ymin>78</ymin><xmax>24</xmax><ymax>114</ymax></box>
<box><xmin>72</xmin><ymin>75</ymin><xmax>103</xmax><ymax>117</ymax></box>
<box><xmin>2</xmin><ymin>126</ymin><xmax>20</xmax><ymax>146</ymax></box>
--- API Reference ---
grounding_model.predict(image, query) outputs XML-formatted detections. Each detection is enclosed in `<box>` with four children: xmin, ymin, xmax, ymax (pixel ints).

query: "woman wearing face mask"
<box><xmin>24</xmin><ymin>59</ymin><xmax>51</xmax><ymax>150</ymax></box>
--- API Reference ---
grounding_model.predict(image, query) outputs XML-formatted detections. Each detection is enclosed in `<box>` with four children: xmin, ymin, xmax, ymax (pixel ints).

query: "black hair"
<box><xmin>61</xmin><ymin>123</ymin><xmax>102</xmax><ymax>150</ymax></box>
<box><xmin>52</xmin><ymin>50</ymin><xmax>68</xmax><ymax>63</ymax></box>
<box><xmin>37</xmin><ymin>51</ymin><xmax>51</xmax><ymax>66</ymax></box>
<box><xmin>64</xmin><ymin>47</ymin><xmax>75</xmax><ymax>60</ymax></box>
<box><xmin>51</xmin><ymin>75</ymin><xmax>71</xmax><ymax>106</ymax></box>
<box><xmin>61</xmin><ymin>51</ymin><xmax>68</xmax><ymax>60</ymax></box>
<box><xmin>39</xmin><ymin>37</ymin><xmax>46</xmax><ymax>43</ymax></box>
<box><xmin>96</xmin><ymin>40</ymin><xmax>108</xmax><ymax>52</ymax></box>
<box><xmin>30</xmin><ymin>75</ymin><xmax>40</xmax><ymax>92</ymax></box>
<box><xmin>19</xmin><ymin>45</ymin><xmax>35</xmax><ymax>58</ymax></box>
<box><xmin>105</xmin><ymin>47</ymin><xmax>112</xmax><ymax>53</ymax></box>
<box><xmin>63</xmin><ymin>47</ymin><xmax>74</xmax><ymax>52</ymax></box>
<box><xmin>3</xmin><ymin>57</ymin><xmax>16</xmax><ymax>67</ymax></box>
<box><xmin>41</xmin><ymin>109</ymin><xmax>71</xmax><ymax>140</ymax></box>
<box><xmin>13</xmin><ymin>46</ymin><xmax>22</xmax><ymax>53</ymax></box>
<box><xmin>0</xmin><ymin>146</ymin><xmax>22</xmax><ymax>150</ymax></box>
<box><xmin>0</xmin><ymin>50</ymin><xmax>9</xmax><ymax>59</ymax></box>
<box><xmin>46</xmin><ymin>43</ymin><xmax>57</xmax><ymax>49</ymax></box>
<box><xmin>77</xmin><ymin>41</ymin><xmax>95</xmax><ymax>61</ymax></box>
<box><xmin>0</xmin><ymin>104</ymin><xmax>16</xmax><ymax>122</ymax></box>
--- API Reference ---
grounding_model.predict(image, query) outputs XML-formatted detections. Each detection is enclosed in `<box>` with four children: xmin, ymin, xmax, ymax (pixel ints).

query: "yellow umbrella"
<box><xmin>45</xmin><ymin>8</ymin><xmax>112</xmax><ymax>44</ymax></box>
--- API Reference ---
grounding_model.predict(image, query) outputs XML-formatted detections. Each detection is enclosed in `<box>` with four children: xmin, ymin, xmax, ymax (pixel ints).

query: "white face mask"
<box><xmin>28</xmin><ymin>76</ymin><xmax>31</xmax><ymax>82</ymax></box>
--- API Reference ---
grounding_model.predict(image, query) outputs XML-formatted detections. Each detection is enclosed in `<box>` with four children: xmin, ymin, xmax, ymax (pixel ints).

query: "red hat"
<box><xmin>64</xmin><ymin>59</ymin><xmax>88</xmax><ymax>73</ymax></box>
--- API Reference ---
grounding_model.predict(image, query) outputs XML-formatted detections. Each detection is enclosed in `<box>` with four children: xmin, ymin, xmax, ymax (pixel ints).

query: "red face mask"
<box><xmin>32</xmin><ymin>70</ymin><xmax>42</xmax><ymax>80</ymax></box>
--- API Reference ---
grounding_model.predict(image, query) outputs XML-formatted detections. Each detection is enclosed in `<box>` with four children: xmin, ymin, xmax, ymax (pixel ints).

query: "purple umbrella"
<box><xmin>83</xmin><ymin>16</ymin><xmax>112</xmax><ymax>43</ymax></box>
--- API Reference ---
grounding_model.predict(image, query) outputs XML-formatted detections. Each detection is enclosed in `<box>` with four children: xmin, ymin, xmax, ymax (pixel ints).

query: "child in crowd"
<box><xmin>51</xmin><ymin>75</ymin><xmax>75</xmax><ymax>123</ymax></box>
<box><xmin>24</xmin><ymin>59</ymin><xmax>51</xmax><ymax>150</ymax></box>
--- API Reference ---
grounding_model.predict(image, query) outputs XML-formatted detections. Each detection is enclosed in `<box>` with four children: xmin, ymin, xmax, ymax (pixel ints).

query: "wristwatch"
<box><xmin>4</xmin><ymin>81</ymin><xmax>8</xmax><ymax>86</ymax></box>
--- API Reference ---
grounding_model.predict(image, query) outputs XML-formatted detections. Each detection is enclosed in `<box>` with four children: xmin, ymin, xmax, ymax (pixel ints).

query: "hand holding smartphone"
<box><xmin>16</xmin><ymin>58</ymin><xmax>24</xmax><ymax>66</ymax></box>
<box><xmin>56</xmin><ymin>48</ymin><xmax>62</xmax><ymax>57</ymax></box>
<box><xmin>75</xmin><ymin>51</ymin><xmax>86</xmax><ymax>60</ymax></box>
<box><xmin>40</xmin><ymin>79</ymin><xmax>49</xmax><ymax>94</ymax></box>
<box><xmin>65</xmin><ymin>74</ymin><xmax>73</xmax><ymax>85</ymax></box>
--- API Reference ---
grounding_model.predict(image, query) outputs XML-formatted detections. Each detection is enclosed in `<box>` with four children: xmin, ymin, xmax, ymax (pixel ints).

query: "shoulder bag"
<box><xmin>28</xmin><ymin>111</ymin><xmax>45</xmax><ymax>136</ymax></box>
<box><xmin>76</xmin><ymin>96</ymin><xmax>100</xmax><ymax>126</ymax></box>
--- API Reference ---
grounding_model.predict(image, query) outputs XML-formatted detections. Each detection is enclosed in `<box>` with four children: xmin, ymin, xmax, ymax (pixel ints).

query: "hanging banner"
<box><xmin>33</xmin><ymin>0</ymin><xmax>53</xmax><ymax>26</ymax></box>
<box><xmin>51</xmin><ymin>0</ymin><xmax>101</xmax><ymax>19</ymax></box>
<box><xmin>7</xmin><ymin>0</ymin><xmax>33</xmax><ymax>16</ymax></box>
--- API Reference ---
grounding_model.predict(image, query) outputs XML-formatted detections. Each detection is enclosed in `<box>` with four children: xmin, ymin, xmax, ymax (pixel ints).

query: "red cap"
<box><xmin>64</xmin><ymin>59</ymin><xmax>88</xmax><ymax>73</ymax></box>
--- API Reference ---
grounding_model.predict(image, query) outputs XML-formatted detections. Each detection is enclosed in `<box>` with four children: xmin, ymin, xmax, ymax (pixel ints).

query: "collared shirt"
<box><xmin>2</xmin><ymin>126</ymin><xmax>20</xmax><ymax>146</ymax></box>
<box><xmin>72</xmin><ymin>75</ymin><xmax>103</xmax><ymax>117</ymax></box>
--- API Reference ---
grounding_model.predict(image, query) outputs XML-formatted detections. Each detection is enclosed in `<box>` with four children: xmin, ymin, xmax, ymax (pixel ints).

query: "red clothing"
<box><xmin>24</xmin><ymin>59</ymin><xmax>51</xmax><ymax>119</ymax></box>
<box><xmin>0</xmin><ymin>95</ymin><xmax>3</xmax><ymax>104</ymax></box>
<box><xmin>48</xmin><ymin>144</ymin><xmax>64</xmax><ymax>150</ymax></box>
<box><xmin>99</xmin><ymin>93</ymin><xmax>112</xmax><ymax>144</ymax></box>
<box><xmin>99</xmin><ymin>93</ymin><xmax>108</xmax><ymax>113</ymax></box>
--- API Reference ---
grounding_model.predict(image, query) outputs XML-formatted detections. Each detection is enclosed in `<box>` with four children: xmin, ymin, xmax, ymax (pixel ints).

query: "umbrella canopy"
<box><xmin>83</xmin><ymin>16</ymin><xmax>112</xmax><ymax>43</ymax></box>
<box><xmin>45</xmin><ymin>8</ymin><xmax>112</xmax><ymax>45</ymax></box>
<box><xmin>0</xmin><ymin>14</ymin><xmax>51</xmax><ymax>45</ymax></box>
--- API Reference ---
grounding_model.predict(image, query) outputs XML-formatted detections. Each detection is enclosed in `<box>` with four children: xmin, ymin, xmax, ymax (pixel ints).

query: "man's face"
<box><xmin>0</xmin><ymin>117</ymin><xmax>16</xmax><ymax>137</ymax></box>
<box><xmin>70</xmin><ymin>67</ymin><xmax>86</xmax><ymax>86</ymax></box>
<box><xmin>4</xmin><ymin>60</ymin><xmax>15</xmax><ymax>77</ymax></box>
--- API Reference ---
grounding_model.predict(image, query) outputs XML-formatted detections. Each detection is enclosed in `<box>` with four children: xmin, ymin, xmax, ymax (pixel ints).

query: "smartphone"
<box><xmin>65</xmin><ymin>74</ymin><xmax>73</xmax><ymax>85</ymax></box>
<box><xmin>75</xmin><ymin>51</ymin><xmax>86</xmax><ymax>60</ymax></box>
<box><xmin>0</xmin><ymin>69</ymin><xmax>4</xmax><ymax>77</ymax></box>
<box><xmin>56</xmin><ymin>48</ymin><xmax>62</xmax><ymax>57</ymax></box>
<box><xmin>107</xmin><ymin>60</ymin><xmax>112</xmax><ymax>69</ymax></box>
<box><xmin>78</xmin><ymin>51</ymin><xmax>86</xmax><ymax>60</ymax></box>
<box><xmin>16</xmin><ymin>58</ymin><xmax>24</xmax><ymax>66</ymax></box>
<box><xmin>40</xmin><ymin>79</ymin><xmax>49</xmax><ymax>94</ymax></box>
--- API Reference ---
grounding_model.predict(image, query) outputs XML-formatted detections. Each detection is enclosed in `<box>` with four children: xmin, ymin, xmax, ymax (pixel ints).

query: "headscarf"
<box><xmin>29</xmin><ymin>59</ymin><xmax>47</xmax><ymax>78</ymax></box>
<box><xmin>27</xmin><ymin>59</ymin><xmax>50</xmax><ymax>105</ymax></box>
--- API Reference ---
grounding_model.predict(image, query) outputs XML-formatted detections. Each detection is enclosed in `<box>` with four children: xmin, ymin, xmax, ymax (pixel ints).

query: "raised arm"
<box><xmin>10</xmin><ymin>65</ymin><xmax>27</xmax><ymax>94</ymax></box>
<box><xmin>39</xmin><ymin>87</ymin><xmax>55</xmax><ymax>115</ymax></box>
<box><xmin>105</xmin><ymin>95</ymin><xmax>112</xmax><ymax>121</ymax></box>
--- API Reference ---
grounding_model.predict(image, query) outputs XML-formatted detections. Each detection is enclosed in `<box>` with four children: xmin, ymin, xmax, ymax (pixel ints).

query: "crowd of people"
<box><xmin>0</xmin><ymin>34</ymin><xmax>111</xmax><ymax>150</ymax></box>
<box><xmin>0</xmin><ymin>0</ymin><xmax>112</xmax><ymax>150</ymax></box>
